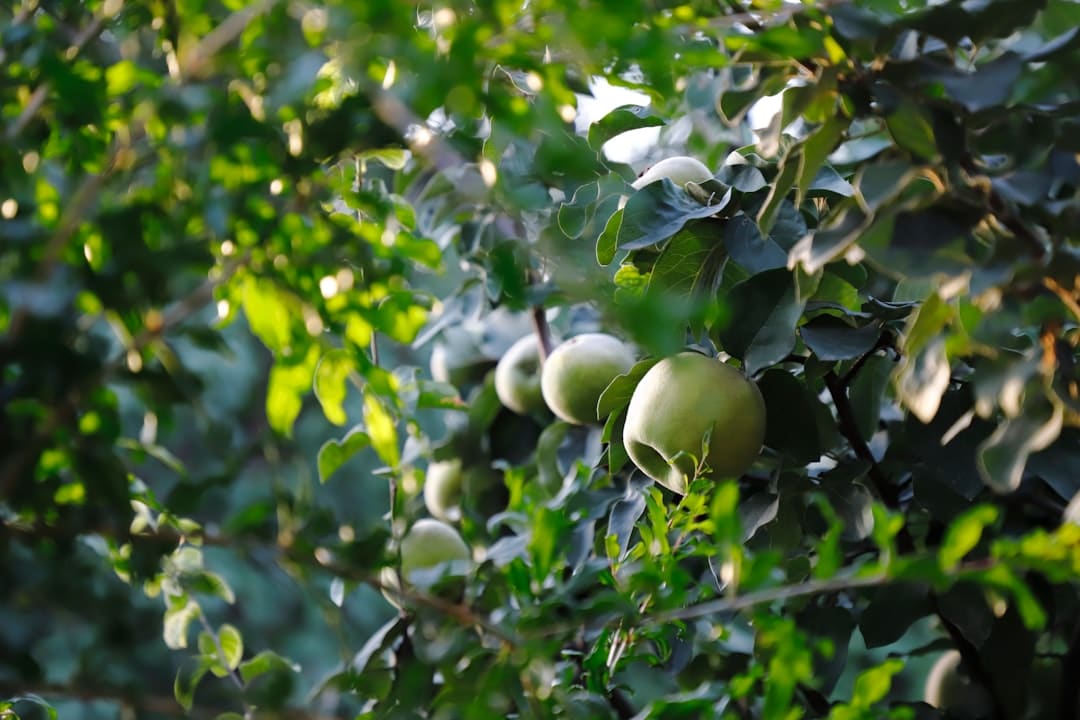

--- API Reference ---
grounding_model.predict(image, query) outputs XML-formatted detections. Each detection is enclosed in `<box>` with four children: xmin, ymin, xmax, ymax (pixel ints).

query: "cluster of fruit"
<box><xmin>386</xmin><ymin>333</ymin><xmax>767</xmax><ymax>606</ymax></box>
<box><xmin>382</xmin><ymin>156</ymin><xmax>772</xmax><ymax>609</ymax></box>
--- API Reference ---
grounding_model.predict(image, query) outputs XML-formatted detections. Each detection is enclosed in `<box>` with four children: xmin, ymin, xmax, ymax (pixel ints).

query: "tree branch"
<box><xmin>823</xmin><ymin>370</ymin><xmax>899</xmax><ymax>508</ymax></box>
<box><xmin>531</xmin><ymin>306</ymin><xmax>553</xmax><ymax>362</ymax></box>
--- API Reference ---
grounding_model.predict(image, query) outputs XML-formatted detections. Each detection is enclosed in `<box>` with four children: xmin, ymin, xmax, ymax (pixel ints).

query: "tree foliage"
<box><xmin>4</xmin><ymin>0</ymin><xmax>1080</xmax><ymax>718</ymax></box>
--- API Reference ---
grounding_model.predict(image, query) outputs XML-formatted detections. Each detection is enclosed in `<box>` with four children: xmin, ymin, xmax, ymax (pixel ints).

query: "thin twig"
<box><xmin>823</xmin><ymin>370</ymin><xmax>899</xmax><ymax>508</ymax></box>
<box><xmin>531</xmin><ymin>306</ymin><xmax>553</xmax><ymax>362</ymax></box>
<box><xmin>179</xmin><ymin>0</ymin><xmax>281</xmax><ymax>79</ymax></box>
<box><xmin>6</xmin><ymin>14</ymin><xmax>108</xmax><ymax>141</ymax></box>
<box><xmin>645</xmin><ymin>571</ymin><xmax>888</xmax><ymax>626</ymax></box>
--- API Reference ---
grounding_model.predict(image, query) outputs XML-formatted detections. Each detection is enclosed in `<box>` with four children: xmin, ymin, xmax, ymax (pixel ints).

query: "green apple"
<box><xmin>382</xmin><ymin>519</ymin><xmax>472</xmax><ymax>608</ymax></box>
<box><xmin>400</xmin><ymin>518</ymin><xmax>471</xmax><ymax>586</ymax></box>
<box><xmin>424</xmin><ymin>459</ymin><xmax>465</xmax><ymax>522</ymax></box>
<box><xmin>623</xmin><ymin>352</ymin><xmax>765</xmax><ymax>494</ymax></box>
<box><xmin>631</xmin><ymin>156</ymin><xmax>713</xmax><ymax>190</ymax></box>
<box><xmin>924</xmin><ymin>650</ymin><xmax>994</xmax><ymax>717</ymax></box>
<box><xmin>540</xmin><ymin>333</ymin><xmax>637</xmax><ymax>425</ymax></box>
<box><xmin>494</xmin><ymin>335</ymin><xmax>547</xmax><ymax>415</ymax></box>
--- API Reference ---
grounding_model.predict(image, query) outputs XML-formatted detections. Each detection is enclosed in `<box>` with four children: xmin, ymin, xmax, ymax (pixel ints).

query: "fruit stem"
<box><xmin>531</xmin><ymin>305</ymin><xmax>552</xmax><ymax>363</ymax></box>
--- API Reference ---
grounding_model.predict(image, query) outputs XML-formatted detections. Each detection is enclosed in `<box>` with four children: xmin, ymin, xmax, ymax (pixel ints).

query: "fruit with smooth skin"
<box><xmin>623</xmin><ymin>352</ymin><xmax>765</xmax><ymax>494</ymax></box>
<box><xmin>381</xmin><ymin>519</ymin><xmax>472</xmax><ymax>609</ymax></box>
<box><xmin>924</xmin><ymin>650</ymin><xmax>994</xmax><ymax>717</ymax></box>
<box><xmin>400</xmin><ymin>519</ymin><xmax>471</xmax><ymax>585</ymax></box>
<box><xmin>540</xmin><ymin>333</ymin><xmax>637</xmax><ymax>425</ymax></box>
<box><xmin>494</xmin><ymin>335</ymin><xmax>547</xmax><ymax>415</ymax></box>
<box><xmin>424</xmin><ymin>459</ymin><xmax>465</xmax><ymax>522</ymax></box>
<box><xmin>631</xmin><ymin>156</ymin><xmax>713</xmax><ymax>190</ymax></box>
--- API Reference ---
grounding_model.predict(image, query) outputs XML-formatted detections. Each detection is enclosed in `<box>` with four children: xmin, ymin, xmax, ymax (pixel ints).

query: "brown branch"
<box><xmin>179</xmin><ymin>0</ymin><xmax>282</xmax><ymax>79</ymax></box>
<box><xmin>531</xmin><ymin>306</ymin><xmax>553</xmax><ymax>362</ymax></box>
<box><xmin>367</xmin><ymin>86</ymin><xmax>464</xmax><ymax>172</ymax></box>
<box><xmin>823</xmin><ymin>370</ymin><xmax>900</xmax><ymax>508</ymax></box>
<box><xmin>0</xmin><ymin>519</ymin><xmax>521</xmax><ymax>648</ymax></box>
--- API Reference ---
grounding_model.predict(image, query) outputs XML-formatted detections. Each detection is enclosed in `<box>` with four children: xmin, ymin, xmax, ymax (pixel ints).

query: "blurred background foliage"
<box><xmin>4</xmin><ymin>0</ymin><xmax>1080</xmax><ymax>718</ymax></box>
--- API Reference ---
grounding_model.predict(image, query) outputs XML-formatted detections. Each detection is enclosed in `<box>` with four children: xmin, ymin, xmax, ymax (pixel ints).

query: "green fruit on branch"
<box><xmin>623</xmin><ymin>352</ymin><xmax>765</xmax><ymax>494</ymax></box>
<box><xmin>400</xmin><ymin>519</ymin><xmax>471</xmax><ymax>585</ymax></box>
<box><xmin>631</xmin><ymin>156</ymin><xmax>713</xmax><ymax>190</ymax></box>
<box><xmin>540</xmin><ymin>333</ymin><xmax>637</xmax><ymax>425</ymax></box>
<box><xmin>382</xmin><ymin>519</ymin><xmax>472</xmax><ymax>609</ymax></box>
<box><xmin>494</xmin><ymin>335</ymin><xmax>547</xmax><ymax>415</ymax></box>
<box><xmin>924</xmin><ymin>651</ymin><xmax>994</xmax><ymax>717</ymax></box>
<box><xmin>424</xmin><ymin>459</ymin><xmax>465</xmax><ymax>522</ymax></box>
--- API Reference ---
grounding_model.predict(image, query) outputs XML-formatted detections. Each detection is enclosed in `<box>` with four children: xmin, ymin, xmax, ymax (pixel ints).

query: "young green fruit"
<box><xmin>623</xmin><ymin>352</ymin><xmax>765</xmax><ymax>494</ymax></box>
<box><xmin>382</xmin><ymin>519</ymin><xmax>471</xmax><ymax>609</ymax></box>
<box><xmin>540</xmin><ymin>333</ymin><xmax>637</xmax><ymax>425</ymax></box>
<box><xmin>924</xmin><ymin>651</ymin><xmax>994</xmax><ymax>717</ymax></box>
<box><xmin>424</xmin><ymin>459</ymin><xmax>465</xmax><ymax>522</ymax></box>
<box><xmin>400</xmin><ymin>518</ymin><xmax>471</xmax><ymax>586</ymax></box>
<box><xmin>631</xmin><ymin>156</ymin><xmax>713</xmax><ymax>190</ymax></box>
<box><xmin>494</xmin><ymin>335</ymin><xmax>547</xmax><ymax>415</ymax></box>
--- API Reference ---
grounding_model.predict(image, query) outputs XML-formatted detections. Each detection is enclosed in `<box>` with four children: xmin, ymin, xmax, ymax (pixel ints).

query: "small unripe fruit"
<box><xmin>494</xmin><ymin>335</ymin><xmax>547</xmax><ymax>415</ymax></box>
<box><xmin>540</xmin><ymin>333</ymin><xmax>637</xmax><ymax>425</ymax></box>
<box><xmin>424</xmin><ymin>459</ymin><xmax>465</xmax><ymax>522</ymax></box>
<box><xmin>924</xmin><ymin>650</ymin><xmax>994</xmax><ymax>717</ymax></box>
<box><xmin>631</xmin><ymin>156</ymin><xmax>713</xmax><ymax>190</ymax></box>
<box><xmin>623</xmin><ymin>352</ymin><xmax>765</xmax><ymax>494</ymax></box>
<box><xmin>382</xmin><ymin>519</ymin><xmax>471</xmax><ymax>609</ymax></box>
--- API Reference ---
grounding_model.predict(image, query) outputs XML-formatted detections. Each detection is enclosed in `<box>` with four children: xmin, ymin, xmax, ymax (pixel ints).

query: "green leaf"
<box><xmin>239</xmin><ymin>650</ymin><xmax>301</xmax><ymax>684</ymax></box>
<box><xmin>724</xmin><ymin>213</ymin><xmax>787</xmax><ymax>274</ymax></box>
<box><xmin>597</xmin><ymin>358</ymin><xmax>659</xmax><ymax>420</ymax></box>
<box><xmin>717</xmin><ymin>268</ymin><xmax>805</xmax><ymax>374</ymax></box>
<box><xmin>317</xmin><ymin>426</ymin><xmax>371</xmax><ymax>483</ymax></box>
<box><xmin>894</xmin><ymin>294</ymin><xmax>955</xmax><ymax>424</ymax></box>
<box><xmin>607</xmin><ymin>489</ymin><xmax>646</xmax><ymax>561</ymax></box>
<box><xmin>174</xmin><ymin>657</ymin><xmax>213</xmax><ymax>712</ymax></box>
<box><xmin>800</xmin><ymin>317</ymin><xmax>881</xmax><ymax>361</ymax></box>
<box><xmin>885</xmin><ymin>96</ymin><xmax>939</xmax><ymax>161</ymax></box>
<box><xmin>596</xmin><ymin>207</ymin><xmax>623</xmax><ymax>266</ymax></box>
<box><xmin>185</xmin><ymin>571</ymin><xmax>237</xmax><ymax>604</ymax></box>
<box><xmin>1</xmin><ymin>695</ymin><xmax>57</xmax><ymax>720</ymax></box>
<box><xmin>850</xmin><ymin>657</ymin><xmax>904</xmax><ymax>707</ymax></box>
<box><xmin>163</xmin><ymin>598</ymin><xmax>200</xmax><ymax>650</ymax></box>
<box><xmin>363</xmin><ymin>393</ymin><xmax>399</xmax><ymax>467</ymax></box>
<box><xmin>858</xmin><ymin>583</ymin><xmax>931</xmax><ymax>649</ymax></box>
<box><xmin>218</xmin><ymin>623</ymin><xmax>244</xmax><ymax>671</ymax></box>
<box><xmin>359</xmin><ymin>148</ymin><xmax>409</xmax><ymax>169</ymax></box>
<box><xmin>617</xmin><ymin>179</ymin><xmax>726</xmax><ymax>252</ymax></box>
<box><xmin>977</xmin><ymin>397</ymin><xmax>1064</xmax><ymax>493</ymax></box>
<box><xmin>242</xmin><ymin>276</ymin><xmax>294</xmax><ymax>354</ymax></box>
<box><xmin>587</xmin><ymin>105</ymin><xmax>665</xmax><ymax>149</ymax></box>
<box><xmin>648</xmin><ymin>221</ymin><xmax>727</xmax><ymax>296</ymax></box>
<box><xmin>797</xmin><ymin>115</ymin><xmax>849</xmax><ymax>206</ymax></box>
<box><xmin>757</xmin><ymin>148</ymin><xmax>801</xmax><ymax>235</ymax></box>
<box><xmin>940</xmin><ymin>505</ymin><xmax>999</xmax><ymax>571</ymax></box>
<box><xmin>267</xmin><ymin>346</ymin><xmax>320</xmax><ymax>436</ymax></box>
<box><xmin>314</xmin><ymin>349</ymin><xmax>355</xmax><ymax>426</ymax></box>
<box><xmin>849</xmin><ymin>355</ymin><xmax>894</xmax><ymax>441</ymax></box>
<box><xmin>758</xmin><ymin>369</ymin><xmax>827</xmax><ymax>465</ymax></box>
